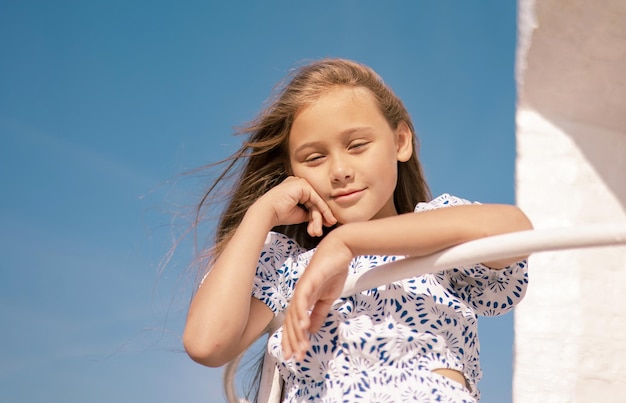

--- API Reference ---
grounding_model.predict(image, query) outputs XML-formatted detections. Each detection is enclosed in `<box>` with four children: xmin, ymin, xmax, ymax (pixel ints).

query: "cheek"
<box><xmin>372</xmin><ymin>150</ymin><xmax>398</xmax><ymax>175</ymax></box>
<box><xmin>290</xmin><ymin>165</ymin><xmax>323</xmax><ymax>188</ymax></box>
<box><xmin>289</xmin><ymin>163</ymin><xmax>304</xmax><ymax>178</ymax></box>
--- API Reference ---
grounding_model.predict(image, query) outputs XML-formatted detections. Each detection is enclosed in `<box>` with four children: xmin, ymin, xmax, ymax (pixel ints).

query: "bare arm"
<box><xmin>282</xmin><ymin>204</ymin><xmax>533</xmax><ymax>360</ymax></box>
<box><xmin>336</xmin><ymin>203</ymin><xmax>532</xmax><ymax>268</ymax></box>
<box><xmin>183</xmin><ymin>203</ymin><xmax>276</xmax><ymax>367</ymax></box>
<box><xmin>183</xmin><ymin>177</ymin><xmax>336</xmax><ymax>367</ymax></box>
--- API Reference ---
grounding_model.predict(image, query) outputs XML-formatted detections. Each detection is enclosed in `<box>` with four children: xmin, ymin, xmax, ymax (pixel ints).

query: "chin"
<box><xmin>333</xmin><ymin>212</ymin><xmax>377</xmax><ymax>225</ymax></box>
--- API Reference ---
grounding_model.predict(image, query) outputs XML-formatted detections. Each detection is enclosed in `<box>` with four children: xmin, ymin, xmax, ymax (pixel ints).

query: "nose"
<box><xmin>330</xmin><ymin>156</ymin><xmax>354</xmax><ymax>183</ymax></box>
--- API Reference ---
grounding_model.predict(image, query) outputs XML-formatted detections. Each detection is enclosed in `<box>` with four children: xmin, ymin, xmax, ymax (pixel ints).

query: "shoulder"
<box><xmin>259</xmin><ymin>231</ymin><xmax>315</xmax><ymax>269</ymax></box>
<box><xmin>414</xmin><ymin>193</ymin><xmax>477</xmax><ymax>212</ymax></box>
<box><xmin>253</xmin><ymin>232</ymin><xmax>313</xmax><ymax>313</ymax></box>
<box><xmin>260</xmin><ymin>231</ymin><xmax>305</xmax><ymax>261</ymax></box>
<box><xmin>263</xmin><ymin>231</ymin><xmax>300</xmax><ymax>251</ymax></box>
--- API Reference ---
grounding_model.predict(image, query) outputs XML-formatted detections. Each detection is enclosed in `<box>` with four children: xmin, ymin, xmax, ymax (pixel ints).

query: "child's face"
<box><xmin>288</xmin><ymin>87</ymin><xmax>412</xmax><ymax>224</ymax></box>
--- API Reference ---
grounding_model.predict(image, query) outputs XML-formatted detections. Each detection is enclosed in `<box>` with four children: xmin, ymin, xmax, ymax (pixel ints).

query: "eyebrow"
<box><xmin>292</xmin><ymin>127</ymin><xmax>374</xmax><ymax>155</ymax></box>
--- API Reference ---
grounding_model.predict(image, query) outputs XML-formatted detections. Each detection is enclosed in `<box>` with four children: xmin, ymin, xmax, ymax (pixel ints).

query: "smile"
<box><xmin>331</xmin><ymin>189</ymin><xmax>365</xmax><ymax>204</ymax></box>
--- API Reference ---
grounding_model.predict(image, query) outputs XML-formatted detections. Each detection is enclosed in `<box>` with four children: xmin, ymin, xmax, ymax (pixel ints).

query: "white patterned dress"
<box><xmin>251</xmin><ymin>194</ymin><xmax>529</xmax><ymax>402</ymax></box>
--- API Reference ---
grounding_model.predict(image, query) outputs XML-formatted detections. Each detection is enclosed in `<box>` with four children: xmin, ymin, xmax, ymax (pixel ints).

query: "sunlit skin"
<box><xmin>182</xmin><ymin>85</ymin><xmax>532</xmax><ymax>393</ymax></box>
<box><xmin>282</xmin><ymin>86</ymin><xmax>412</xmax><ymax>360</ymax></box>
<box><xmin>277</xmin><ymin>87</ymin><xmax>531</xmax><ymax>389</ymax></box>
<box><xmin>288</xmin><ymin>86</ymin><xmax>413</xmax><ymax>226</ymax></box>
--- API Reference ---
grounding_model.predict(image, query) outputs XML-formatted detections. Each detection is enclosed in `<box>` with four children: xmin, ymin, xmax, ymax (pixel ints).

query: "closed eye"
<box><xmin>304</xmin><ymin>154</ymin><xmax>325</xmax><ymax>164</ymax></box>
<box><xmin>348</xmin><ymin>142</ymin><xmax>370</xmax><ymax>151</ymax></box>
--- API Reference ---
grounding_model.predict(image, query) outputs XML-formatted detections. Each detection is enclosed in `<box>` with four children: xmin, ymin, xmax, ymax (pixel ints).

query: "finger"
<box><xmin>301</xmin><ymin>185</ymin><xmax>336</xmax><ymax>227</ymax></box>
<box><xmin>282</xmin><ymin>310</ymin><xmax>297</xmax><ymax>359</ymax></box>
<box><xmin>293</xmin><ymin>322</ymin><xmax>309</xmax><ymax>361</ymax></box>
<box><xmin>281</xmin><ymin>325</ymin><xmax>292</xmax><ymax>359</ymax></box>
<box><xmin>289</xmin><ymin>296</ymin><xmax>308</xmax><ymax>353</ymax></box>
<box><xmin>284</xmin><ymin>302</ymin><xmax>305</xmax><ymax>360</ymax></box>
<box><xmin>310</xmin><ymin>195</ymin><xmax>337</xmax><ymax>227</ymax></box>
<box><xmin>321</xmin><ymin>206</ymin><xmax>337</xmax><ymax>227</ymax></box>
<box><xmin>308</xmin><ymin>299</ymin><xmax>333</xmax><ymax>334</ymax></box>
<box><xmin>307</xmin><ymin>208</ymin><xmax>323</xmax><ymax>237</ymax></box>
<box><xmin>297</xmin><ymin>336</ymin><xmax>309</xmax><ymax>361</ymax></box>
<box><xmin>307</xmin><ymin>220</ymin><xmax>317</xmax><ymax>238</ymax></box>
<box><xmin>292</xmin><ymin>287</ymin><xmax>315</xmax><ymax>354</ymax></box>
<box><xmin>287</xmin><ymin>306</ymin><xmax>309</xmax><ymax>361</ymax></box>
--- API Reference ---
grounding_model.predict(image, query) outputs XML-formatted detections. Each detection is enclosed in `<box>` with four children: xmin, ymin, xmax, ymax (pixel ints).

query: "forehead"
<box><xmin>297</xmin><ymin>86</ymin><xmax>379</xmax><ymax>117</ymax></box>
<box><xmin>289</xmin><ymin>87</ymin><xmax>388</xmax><ymax>143</ymax></box>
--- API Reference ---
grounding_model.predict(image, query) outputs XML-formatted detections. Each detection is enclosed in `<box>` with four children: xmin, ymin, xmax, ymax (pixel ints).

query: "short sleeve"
<box><xmin>438</xmin><ymin>261</ymin><xmax>529</xmax><ymax>316</ymax></box>
<box><xmin>414</xmin><ymin>193</ymin><xmax>475</xmax><ymax>212</ymax></box>
<box><xmin>251</xmin><ymin>231</ymin><xmax>306</xmax><ymax>315</ymax></box>
<box><xmin>416</xmin><ymin>193</ymin><xmax>529</xmax><ymax>316</ymax></box>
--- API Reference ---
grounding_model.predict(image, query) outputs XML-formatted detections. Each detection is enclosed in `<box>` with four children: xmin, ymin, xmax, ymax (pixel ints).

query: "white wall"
<box><xmin>514</xmin><ymin>0</ymin><xmax>626</xmax><ymax>402</ymax></box>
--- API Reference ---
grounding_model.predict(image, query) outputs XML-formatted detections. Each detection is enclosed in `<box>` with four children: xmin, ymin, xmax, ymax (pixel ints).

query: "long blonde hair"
<box><xmin>196</xmin><ymin>58</ymin><xmax>430</xmax><ymax>270</ymax></box>
<box><xmin>193</xmin><ymin>58</ymin><xmax>432</xmax><ymax>402</ymax></box>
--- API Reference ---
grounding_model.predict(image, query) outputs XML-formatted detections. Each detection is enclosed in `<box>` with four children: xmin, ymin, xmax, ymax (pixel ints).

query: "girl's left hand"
<box><xmin>282</xmin><ymin>232</ymin><xmax>354</xmax><ymax>361</ymax></box>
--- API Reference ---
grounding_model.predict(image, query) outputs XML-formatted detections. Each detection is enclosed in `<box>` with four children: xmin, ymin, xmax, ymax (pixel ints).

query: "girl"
<box><xmin>183</xmin><ymin>58</ymin><xmax>532</xmax><ymax>402</ymax></box>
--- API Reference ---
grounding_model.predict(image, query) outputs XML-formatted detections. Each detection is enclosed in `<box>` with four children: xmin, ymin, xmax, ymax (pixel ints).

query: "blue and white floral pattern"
<box><xmin>251</xmin><ymin>194</ymin><xmax>529</xmax><ymax>402</ymax></box>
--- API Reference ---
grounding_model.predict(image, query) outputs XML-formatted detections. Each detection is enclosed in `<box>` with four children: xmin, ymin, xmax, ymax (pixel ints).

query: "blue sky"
<box><xmin>0</xmin><ymin>1</ymin><xmax>519</xmax><ymax>402</ymax></box>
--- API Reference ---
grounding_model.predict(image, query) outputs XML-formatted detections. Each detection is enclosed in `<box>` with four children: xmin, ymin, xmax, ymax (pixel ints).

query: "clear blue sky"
<box><xmin>0</xmin><ymin>1</ymin><xmax>519</xmax><ymax>402</ymax></box>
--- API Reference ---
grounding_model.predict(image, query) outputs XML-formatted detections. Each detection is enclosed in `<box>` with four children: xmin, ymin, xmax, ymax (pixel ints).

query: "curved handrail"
<box><xmin>342</xmin><ymin>222</ymin><xmax>626</xmax><ymax>297</ymax></box>
<box><xmin>224</xmin><ymin>222</ymin><xmax>626</xmax><ymax>403</ymax></box>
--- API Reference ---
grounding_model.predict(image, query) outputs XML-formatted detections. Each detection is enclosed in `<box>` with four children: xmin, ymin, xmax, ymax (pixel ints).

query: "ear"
<box><xmin>395</xmin><ymin>121</ymin><xmax>413</xmax><ymax>162</ymax></box>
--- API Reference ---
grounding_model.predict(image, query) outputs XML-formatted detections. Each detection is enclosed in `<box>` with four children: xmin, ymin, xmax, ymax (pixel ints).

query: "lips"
<box><xmin>331</xmin><ymin>188</ymin><xmax>365</xmax><ymax>204</ymax></box>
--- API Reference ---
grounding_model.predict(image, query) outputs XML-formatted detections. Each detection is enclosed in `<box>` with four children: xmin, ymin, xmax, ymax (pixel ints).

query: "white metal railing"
<box><xmin>223</xmin><ymin>222</ymin><xmax>626</xmax><ymax>403</ymax></box>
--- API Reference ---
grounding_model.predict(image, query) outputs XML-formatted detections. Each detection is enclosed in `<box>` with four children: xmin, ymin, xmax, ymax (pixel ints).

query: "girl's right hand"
<box><xmin>255</xmin><ymin>176</ymin><xmax>337</xmax><ymax>237</ymax></box>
